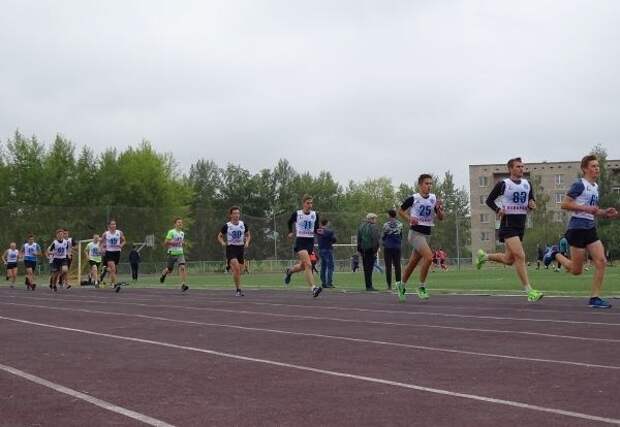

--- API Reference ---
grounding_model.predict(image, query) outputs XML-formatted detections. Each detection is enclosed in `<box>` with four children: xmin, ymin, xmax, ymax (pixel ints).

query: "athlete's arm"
<box><xmin>485</xmin><ymin>181</ymin><xmax>505</xmax><ymax>213</ymax></box>
<box><xmin>287</xmin><ymin>212</ymin><xmax>297</xmax><ymax>238</ymax></box>
<box><xmin>435</xmin><ymin>199</ymin><xmax>445</xmax><ymax>221</ymax></box>
<box><xmin>245</xmin><ymin>230</ymin><xmax>251</xmax><ymax>248</ymax></box>
<box><xmin>100</xmin><ymin>232</ymin><xmax>107</xmax><ymax>251</ymax></box>
<box><xmin>119</xmin><ymin>232</ymin><xmax>126</xmax><ymax>249</ymax></box>
<box><xmin>84</xmin><ymin>245</ymin><xmax>90</xmax><ymax>258</ymax></box>
<box><xmin>528</xmin><ymin>186</ymin><xmax>536</xmax><ymax>210</ymax></box>
<box><xmin>1</xmin><ymin>250</ymin><xmax>6</xmax><ymax>263</ymax></box>
<box><xmin>217</xmin><ymin>225</ymin><xmax>227</xmax><ymax>247</ymax></box>
<box><xmin>399</xmin><ymin>197</ymin><xmax>414</xmax><ymax>223</ymax></box>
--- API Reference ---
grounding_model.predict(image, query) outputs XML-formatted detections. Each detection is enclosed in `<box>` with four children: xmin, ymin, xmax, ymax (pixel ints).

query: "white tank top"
<box><xmin>501</xmin><ymin>178</ymin><xmax>530</xmax><ymax>215</ymax></box>
<box><xmin>51</xmin><ymin>240</ymin><xmax>69</xmax><ymax>259</ymax></box>
<box><xmin>227</xmin><ymin>221</ymin><xmax>246</xmax><ymax>246</ymax></box>
<box><xmin>295</xmin><ymin>210</ymin><xmax>317</xmax><ymax>238</ymax></box>
<box><xmin>409</xmin><ymin>193</ymin><xmax>437</xmax><ymax>227</ymax></box>
<box><xmin>6</xmin><ymin>248</ymin><xmax>18</xmax><ymax>263</ymax></box>
<box><xmin>104</xmin><ymin>230</ymin><xmax>122</xmax><ymax>252</ymax></box>
<box><xmin>571</xmin><ymin>178</ymin><xmax>599</xmax><ymax>221</ymax></box>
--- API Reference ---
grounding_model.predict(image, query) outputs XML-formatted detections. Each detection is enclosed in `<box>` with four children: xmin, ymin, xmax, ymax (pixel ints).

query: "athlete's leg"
<box><xmin>402</xmin><ymin>251</ymin><xmax>421</xmax><ymax>284</ymax></box>
<box><xmin>555</xmin><ymin>248</ymin><xmax>585</xmax><ymax>276</ymax></box>
<box><xmin>487</xmin><ymin>247</ymin><xmax>516</xmax><ymax>266</ymax></box>
<box><xmin>230</xmin><ymin>258</ymin><xmax>241</xmax><ymax>289</ymax></box>
<box><xmin>504</xmin><ymin>237</ymin><xmax>529</xmax><ymax>288</ymax></box>
<box><xmin>417</xmin><ymin>243</ymin><xmax>434</xmax><ymax>285</ymax></box>
<box><xmin>107</xmin><ymin>260</ymin><xmax>117</xmax><ymax>285</ymax></box>
<box><xmin>179</xmin><ymin>262</ymin><xmax>187</xmax><ymax>285</ymax></box>
<box><xmin>296</xmin><ymin>250</ymin><xmax>315</xmax><ymax>287</ymax></box>
<box><xmin>587</xmin><ymin>241</ymin><xmax>606</xmax><ymax>298</ymax></box>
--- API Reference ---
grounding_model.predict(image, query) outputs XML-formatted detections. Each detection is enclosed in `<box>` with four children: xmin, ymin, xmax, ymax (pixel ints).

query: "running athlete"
<box><xmin>62</xmin><ymin>229</ymin><xmax>73</xmax><ymax>289</ymax></box>
<box><xmin>85</xmin><ymin>234</ymin><xmax>102</xmax><ymax>287</ymax></box>
<box><xmin>395</xmin><ymin>174</ymin><xmax>444</xmax><ymax>302</ymax></box>
<box><xmin>476</xmin><ymin>157</ymin><xmax>543</xmax><ymax>302</ymax></box>
<box><xmin>101</xmin><ymin>220</ymin><xmax>126</xmax><ymax>293</ymax></box>
<box><xmin>47</xmin><ymin>230</ymin><xmax>69</xmax><ymax>292</ymax></box>
<box><xmin>2</xmin><ymin>242</ymin><xmax>19</xmax><ymax>289</ymax></box>
<box><xmin>21</xmin><ymin>235</ymin><xmax>42</xmax><ymax>290</ymax></box>
<box><xmin>284</xmin><ymin>195</ymin><xmax>322</xmax><ymax>297</ymax></box>
<box><xmin>160</xmin><ymin>217</ymin><xmax>188</xmax><ymax>292</ymax></box>
<box><xmin>548</xmin><ymin>155</ymin><xmax>619</xmax><ymax>309</ymax></box>
<box><xmin>218</xmin><ymin>207</ymin><xmax>251</xmax><ymax>297</ymax></box>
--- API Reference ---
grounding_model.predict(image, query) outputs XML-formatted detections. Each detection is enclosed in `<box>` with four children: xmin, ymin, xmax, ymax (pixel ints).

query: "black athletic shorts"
<box><xmin>88</xmin><ymin>260</ymin><xmax>101</xmax><ymax>268</ymax></box>
<box><xmin>226</xmin><ymin>245</ymin><xmax>245</xmax><ymax>264</ymax></box>
<box><xmin>565</xmin><ymin>228</ymin><xmax>599</xmax><ymax>249</ymax></box>
<box><xmin>51</xmin><ymin>258</ymin><xmax>67</xmax><ymax>272</ymax></box>
<box><xmin>498</xmin><ymin>226</ymin><xmax>525</xmax><ymax>243</ymax></box>
<box><xmin>294</xmin><ymin>237</ymin><xmax>315</xmax><ymax>255</ymax></box>
<box><xmin>103</xmin><ymin>251</ymin><xmax>121</xmax><ymax>265</ymax></box>
<box><xmin>6</xmin><ymin>262</ymin><xmax>17</xmax><ymax>270</ymax></box>
<box><xmin>24</xmin><ymin>260</ymin><xmax>37</xmax><ymax>270</ymax></box>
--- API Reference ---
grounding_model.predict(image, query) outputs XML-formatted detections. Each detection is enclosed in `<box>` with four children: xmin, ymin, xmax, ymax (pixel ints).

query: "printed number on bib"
<box><xmin>512</xmin><ymin>192</ymin><xmax>527</xmax><ymax>204</ymax></box>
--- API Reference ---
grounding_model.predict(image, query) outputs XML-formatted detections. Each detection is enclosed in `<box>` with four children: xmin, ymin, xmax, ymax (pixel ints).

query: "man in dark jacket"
<box><xmin>129</xmin><ymin>244</ymin><xmax>141</xmax><ymax>283</ymax></box>
<box><xmin>357</xmin><ymin>213</ymin><xmax>381</xmax><ymax>291</ymax></box>
<box><xmin>382</xmin><ymin>209</ymin><xmax>403</xmax><ymax>290</ymax></box>
<box><xmin>316</xmin><ymin>218</ymin><xmax>337</xmax><ymax>288</ymax></box>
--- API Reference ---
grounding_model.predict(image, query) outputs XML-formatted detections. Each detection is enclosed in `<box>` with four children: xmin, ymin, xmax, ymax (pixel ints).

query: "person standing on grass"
<box><xmin>396</xmin><ymin>174</ymin><xmax>444</xmax><ymax>302</ymax></box>
<box><xmin>47</xmin><ymin>230</ymin><xmax>69</xmax><ymax>292</ymax></box>
<box><xmin>101</xmin><ymin>220</ymin><xmax>126</xmax><ymax>293</ymax></box>
<box><xmin>85</xmin><ymin>234</ymin><xmax>102</xmax><ymax>287</ymax></box>
<box><xmin>547</xmin><ymin>154</ymin><xmax>619</xmax><ymax>309</ymax></box>
<box><xmin>476</xmin><ymin>157</ymin><xmax>543</xmax><ymax>303</ymax></box>
<box><xmin>218</xmin><ymin>206</ymin><xmax>251</xmax><ymax>297</ymax></box>
<box><xmin>316</xmin><ymin>218</ymin><xmax>336</xmax><ymax>289</ymax></box>
<box><xmin>284</xmin><ymin>194</ymin><xmax>323</xmax><ymax>298</ymax></box>
<box><xmin>357</xmin><ymin>213</ymin><xmax>381</xmax><ymax>291</ymax></box>
<box><xmin>160</xmin><ymin>217</ymin><xmax>188</xmax><ymax>292</ymax></box>
<box><xmin>129</xmin><ymin>244</ymin><xmax>141</xmax><ymax>283</ymax></box>
<box><xmin>536</xmin><ymin>243</ymin><xmax>544</xmax><ymax>270</ymax></box>
<box><xmin>2</xmin><ymin>242</ymin><xmax>19</xmax><ymax>289</ymax></box>
<box><xmin>382</xmin><ymin>209</ymin><xmax>402</xmax><ymax>290</ymax></box>
<box><xmin>21</xmin><ymin>234</ymin><xmax>42</xmax><ymax>290</ymax></box>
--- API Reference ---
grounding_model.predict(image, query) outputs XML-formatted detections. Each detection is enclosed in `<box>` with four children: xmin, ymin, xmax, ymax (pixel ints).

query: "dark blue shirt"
<box><xmin>316</xmin><ymin>227</ymin><xmax>336</xmax><ymax>250</ymax></box>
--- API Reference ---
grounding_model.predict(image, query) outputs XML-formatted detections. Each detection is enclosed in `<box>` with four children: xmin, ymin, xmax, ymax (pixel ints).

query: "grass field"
<box><xmin>90</xmin><ymin>264</ymin><xmax>620</xmax><ymax>297</ymax></box>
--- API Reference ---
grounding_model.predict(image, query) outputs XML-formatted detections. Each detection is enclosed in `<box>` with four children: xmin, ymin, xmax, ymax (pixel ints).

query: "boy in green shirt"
<box><xmin>160</xmin><ymin>217</ymin><xmax>188</xmax><ymax>292</ymax></box>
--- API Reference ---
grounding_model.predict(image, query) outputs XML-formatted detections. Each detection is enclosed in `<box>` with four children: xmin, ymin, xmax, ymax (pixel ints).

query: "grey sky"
<box><xmin>1</xmin><ymin>0</ymin><xmax>619</xmax><ymax>190</ymax></box>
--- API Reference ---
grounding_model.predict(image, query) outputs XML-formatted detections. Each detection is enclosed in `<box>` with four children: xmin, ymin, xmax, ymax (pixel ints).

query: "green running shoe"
<box><xmin>527</xmin><ymin>289</ymin><xmax>544</xmax><ymax>302</ymax></box>
<box><xmin>417</xmin><ymin>286</ymin><xmax>429</xmax><ymax>300</ymax></box>
<box><xmin>476</xmin><ymin>249</ymin><xmax>487</xmax><ymax>270</ymax></box>
<box><xmin>395</xmin><ymin>281</ymin><xmax>407</xmax><ymax>302</ymax></box>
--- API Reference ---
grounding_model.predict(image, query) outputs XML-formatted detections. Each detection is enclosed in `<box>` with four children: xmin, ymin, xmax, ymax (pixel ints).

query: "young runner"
<box><xmin>47</xmin><ymin>230</ymin><xmax>69</xmax><ymax>292</ymax></box>
<box><xmin>284</xmin><ymin>195</ymin><xmax>322</xmax><ymax>297</ymax></box>
<box><xmin>160</xmin><ymin>217</ymin><xmax>188</xmax><ymax>292</ymax></box>
<box><xmin>101</xmin><ymin>220</ymin><xmax>126</xmax><ymax>293</ymax></box>
<box><xmin>2</xmin><ymin>242</ymin><xmax>19</xmax><ymax>289</ymax></box>
<box><xmin>396</xmin><ymin>174</ymin><xmax>444</xmax><ymax>302</ymax></box>
<box><xmin>218</xmin><ymin>207</ymin><xmax>251</xmax><ymax>296</ymax></box>
<box><xmin>62</xmin><ymin>229</ymin><xmax>73</xmax><ymax>289</ymax></box>
<box><xmin>549</xmin><ymin>155</ymin><xmax>619</xmax><ymax>309</ymax></box>
<box><xmin>21</xmin><ymin>235</ymin><xmax>42</xmax><ymax>290</ymax></box>
<box><xmin>476</xmin><ymin>157</ymin><xmax>544</xmax><ymax>302</ymax></box>
<box><xmin>85</xmin><ymin>234</ymin><xmax>102</xmax><ymax>287</ymax></box>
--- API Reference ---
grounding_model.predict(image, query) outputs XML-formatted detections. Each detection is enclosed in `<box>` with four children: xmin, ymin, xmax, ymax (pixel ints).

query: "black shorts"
<box><xmin>6</xmin><ymin>262</ymin><xmax>17</xmax><ymax>270</ymax></box>
<box><xmin>104</xmin><ymin>251</ymin><xmax>121</xmax><ymax>265</ymax></box>
<box><xmin>24</xmin><ymin>260</ymin><xmax>37</xmax><ymax>270</ymax></box>
<box><xmin>294</xmin><ymin>238</ymin><xmax>315</xmax><ymax>255</ymax></box>
<box><xmin>498</xmin><ymin>226</ymin><xmax>524</xmax><ymax>243</ymax></box>
<box><xmin>88</xmin><ymin>260</ymin><xmax>101</xmax><ymax>268</ymax></box>
<box><xmin>226</xmin><ymin>246</ymin><xmax>245</xmax><ymax>264</ymax></box>
<box><xmin>51</xmin><ymin>258</ymin><xmax>68</xmax><ymax>272</ymax></box>
<box><xmin>565</xmin><ymin>228</ymin><xmax>599</xmax><ymax>249</ymax></box>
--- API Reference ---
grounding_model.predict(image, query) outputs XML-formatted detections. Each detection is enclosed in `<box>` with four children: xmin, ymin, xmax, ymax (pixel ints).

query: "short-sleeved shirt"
<box><xmin>166</xmin><ymin>228</ymin><xmax>184</xmax><ymax>255</ymax></box>
<box><xmin>566</xmin><ymin>179</ymin><xmax>598</xmax><ymax>230</ymax></box>
<box><xmin>221</xmin><ymin>221</ymin><xmax>248</xmax><ymax>246</ymax></box>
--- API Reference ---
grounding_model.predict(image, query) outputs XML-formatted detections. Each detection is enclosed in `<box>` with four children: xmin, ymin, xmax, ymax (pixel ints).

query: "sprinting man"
<box><xmin>47</xmin><ymin>230</ymin><xmax>69</xmax><ymax>292</ymax></box>
<box><xmin>218</xmin><ymin>206</ymin><xmax>251</xmax><ymax>296</ymax></box>
<box><xmin>549</xmin><ymin>155</ymin><xmax>618</xmax><ymax>309</ymax></box>
<box><xmin>396</xmin><ymin>174</ymin><xmax>444</xmax><ymax>302</ymax></box>
<box><xmin>160</xmin><ymin>217</ymin><xmax>188</xmax><ymax>292</ymax></box>
<box><xmin>284</xmin><ymin>194</ymin><xmax>322</xmax><ymax>298</ymax></box>
<box><xmin>21</xmin><ymin>235</ymin><xmax>42</xmax><ymax>290</ymax></box>
<box><xmin>85</xmin><ymin>234</ymin><xmax>102</xmax><ymax>287</ymax></box>
<box><xmin>101</xmin><ymin>220</ymin><xmax>126</xmax><ymax>293</ymax></box>
<box><xmin>2</xmin><ymin>242</ymin><xmax>19</xmax><ymax>289</ymax></box>
<box><xmin>476</xmin><ymin>157</ymin><xmax>543</xmax><ymax>302</ymax></box>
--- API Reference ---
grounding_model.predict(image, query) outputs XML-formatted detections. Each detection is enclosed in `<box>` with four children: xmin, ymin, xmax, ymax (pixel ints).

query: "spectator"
<box><xmin>316</xmin><ymin>218</ymin><xmax>337</xmax><ymax>289</ymax></box>
<box><xmin>437</xmin><ymin>248</ymin><xmax>448</xmax><ymax>271</ymax></box>
<box><xmin>382</xmin><ymin>209</ymin><xmax>403</xmax><ymax>290</ymax></box>
<box><xmin>357</xmin><ymin>213</ymin><xmax>381</xmax><ymax>291</ymax></box>
<box><xmin>129</xmin><ymin>244</ymin><xmax>141</xmax><ymax>283</ymax></box>
<box><xmin>351</xmin><ymin>253</ymin><xmax>360</xmax><ymax>272</ymax></box>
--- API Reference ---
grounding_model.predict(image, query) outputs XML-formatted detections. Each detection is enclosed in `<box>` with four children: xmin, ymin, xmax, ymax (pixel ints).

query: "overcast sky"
<box><xmin>1</xmin><ymin>0</ymin><xmax>619</xmax><ymax>189</ymax></box>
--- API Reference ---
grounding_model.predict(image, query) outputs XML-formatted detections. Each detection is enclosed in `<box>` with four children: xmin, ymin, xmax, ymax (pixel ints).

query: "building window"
<box><xmin>480</xmin><ymin>232</ymin><xmax>491</xmax><ymax>241</ymax></box>
<box><xmin>479</xmin><ymin>195</ymin><xmax>486</xmax><ymax>205</ymax></box>
<box><xmin>555</xmin><ymin>174</ymin><xmax>564</xmax><ymax>187</ymax></box>
<box><xmin>480</xmin><ymin>213</ymin><xmax>490</xmax><ymax>223</ymax></box>
<box><xmin>555</xmin><ymin>193</ymin><xmax>563</xmax><ymax>204</ymax></box>
<box><xmin>479</xmin><ymin>176</ymin><xmax>489</xmax><ymax>187</ymax></box>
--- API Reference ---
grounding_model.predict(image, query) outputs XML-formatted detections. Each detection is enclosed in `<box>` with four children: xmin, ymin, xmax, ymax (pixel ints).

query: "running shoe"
<box><xmin>475</xmin><ymin>249</ymin><xmax>487</xmax><ymax>270</ymax></box>
<box><xmin>527</xmin><ymin>289</ymin><xmax>543</xmax><ymax>302</ymax></box>
<box><xmin>235</xmin><ymin>289</ymin><xmax>244</xmax><ymax>297</ymax></box>
<box><xmin>181</xmin><ymin>284</ymin><xmax>189</xmax><ymax>292</ymax></box>
<box><xmin>312</xmin><ymin>286</ymin><xmax>322</xmax><ymax>298</ymax></box>
<box><xmin>417</xmin><ymin>286</ymin><xmax>430</xmax><ymax>300</ymax></box>
<box><xmin>66</xmin><ymin>284</ymin><xmax>71</xmax><ymax>290</ymax></box>
<box><xmin>159</xmin><ymin>274</ymin><xmax>166</xmax><ymax>284</ymax></box>
<box><xmin>31</xmin><ymin>283</ymin><xmax>36</xmax><ymax>291</ymax></box>
<box><xmin>589</xmin><ymin>297</ymin><xmax>612</xmax><ymax>309</ymax></box>
<box><xmin>395</xmin><ymin>281</ymin><xmax>406</xmax><ymax>302</ymax></box>
<box><xmin>53</xmin><ymin>284</ymin><xmax>57</xmax><ymax>292</ymax></box>
<box><xmin>284</xmin><ymin>268</ymin><xmax>292</xmax><ymax>285</ymax></box>
<box><xmin>114</xmin><ymin>283</ymin><xmax>121</xmax><ymax>293</ymax></box>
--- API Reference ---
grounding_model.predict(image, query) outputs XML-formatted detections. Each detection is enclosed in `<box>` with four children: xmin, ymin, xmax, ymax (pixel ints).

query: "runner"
<box><xmin>218</xmin><ymin>207</ymin><xmax>251</xmax><ymax>296</ymax></box>
<box><xmin>47</xmin><ymin>230</ymin><xmax>69</xmax><ymax>293</ymax></box>
<box><xmin>85</xmin><ymin>234</ymin><xmax>102</xmax><ymax>288</ymax></box>
<box><xmin>160</xmin><ymin>217</ymin><xmax>188</xmax><ymax>292</ymax></box>
<box><xmin>101</xmin><ymin>220</ymin><xmax>126</xmax><ymax>293</ymax></box>
<box><xmin>21</xmin><ymin>235</ymin><xmax>42</xmax><ymax>290</ymax></box>
<box><xmin>2</xmin><ymin>242</ymin><xmax>19</xmax><ymax>289</ymax></box>
<box><xmin>62</xmin><ymin>229</ymin><xmax>73</xmax><ymax>289</ymax></box>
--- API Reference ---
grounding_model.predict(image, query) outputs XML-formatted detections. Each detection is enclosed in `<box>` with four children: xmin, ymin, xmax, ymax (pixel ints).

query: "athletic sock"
<box><xmin>524</xmin><ymin>285</ymin><xmax>532</xmax><ymax>292</ymax></box>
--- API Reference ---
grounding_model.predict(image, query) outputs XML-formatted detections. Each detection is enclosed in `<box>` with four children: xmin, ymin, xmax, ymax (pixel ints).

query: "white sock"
<box><xmin>524</xmin><ymin>285</ymin><xmax>532</xmax><ymax>292</ymax></box>
<box><xmin>419</xmin><ymin>283</ymin><xmax>426</xmax><ymax>288</ymax></box>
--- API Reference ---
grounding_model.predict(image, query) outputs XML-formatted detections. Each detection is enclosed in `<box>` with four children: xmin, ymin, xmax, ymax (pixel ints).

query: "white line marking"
<box><xmin>2</xmin><ymin>301</ymin><xmax>618</xmax><ymax>370</ymax></box>
<box><xmin>1</xmin><ymin>315</ymin><xmax>619</xmax><ymax>425</ymax></box>
<box><xmin>0</xmin><ymin>362</ymin><xmax>175</xmax><ymax>427</ymax></box>
<box><xmin>5</xmin><ymin>295</ymin><xmax>620</xmax><ymax>344</ymax></box>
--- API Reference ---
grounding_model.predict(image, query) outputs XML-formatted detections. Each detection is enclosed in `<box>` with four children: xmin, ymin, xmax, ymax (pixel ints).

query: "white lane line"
<box><xmin>5</xmin><ymin>296</ymin><xmax>620</xmax><ymax>344</ymax></box>
<box><xmin>1</xmin><ymin>315</ymin><xmax>619</xmax><ymax>425</ymax></box>
<box><xmin>2</xmin><ymin>301</ymin><xmax>618</xmax><ymax>371</ymax></box>
<box><xmin>0</xmin><ymin>363</ymin><xmax>175</xmax><ymax>427</ymax></box>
